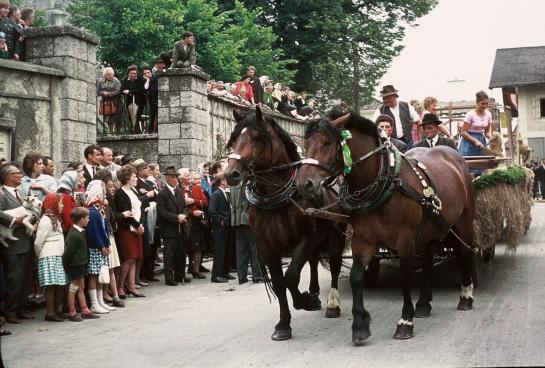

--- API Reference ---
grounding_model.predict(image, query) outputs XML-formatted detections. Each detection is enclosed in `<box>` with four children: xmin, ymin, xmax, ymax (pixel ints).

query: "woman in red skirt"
<box><xmin>114</xmin><ymin>165</ymin><xmax>145</xmax><ymax>298</ymax></box>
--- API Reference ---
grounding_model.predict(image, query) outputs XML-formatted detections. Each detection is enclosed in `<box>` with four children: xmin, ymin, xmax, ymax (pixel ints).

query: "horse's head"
<box><xmin>297</xmin><ymin>114</ymin><xmax>350</xmax><ymax>200</ymax></box>
<box><xmin>225</xmin><ymin>107</ymin><xmax>300</xmax><ymax>187</ymax></box>
<box><xmin>297</xmin><ymin>113</ymin><xmax>380</xmax><ymax>201</ymax></box>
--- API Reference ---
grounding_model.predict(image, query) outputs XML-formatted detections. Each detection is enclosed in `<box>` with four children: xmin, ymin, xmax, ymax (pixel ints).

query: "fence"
<box><xmin>96</xmin><ymin>94</ymin><xmax>157</xmax><ymax>136</ymax></box>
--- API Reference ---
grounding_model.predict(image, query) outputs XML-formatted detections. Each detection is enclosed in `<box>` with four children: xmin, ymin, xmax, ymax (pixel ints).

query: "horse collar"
<box><xmin>245</xmin><ymin>167</ymin><xmax>299</xmax><ymax>210</ymax></box>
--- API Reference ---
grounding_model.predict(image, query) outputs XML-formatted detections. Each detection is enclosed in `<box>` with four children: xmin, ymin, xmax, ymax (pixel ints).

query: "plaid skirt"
<box><xmin>38</xmin><ymin>256</ymin><xmax>68</xmax><ymax>287</ymax></box>
<box><xmin>88</xmin><ymin>248</ymin><xmax>110</xmax><ymax>275</ymax></box>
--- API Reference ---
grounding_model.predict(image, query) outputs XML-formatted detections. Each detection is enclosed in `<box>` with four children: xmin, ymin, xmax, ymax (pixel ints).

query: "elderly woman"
<box><xmin>187</xmin><ymin>172</ymin><xmax>208</xmax><ymax>279</ymax></box>
<box><xmin>19</xmin><ymin>152</ymin><xmax>58</xmax><ymax>205</ymax></box>
<box><xmin>114</xmin><ymin>165</ymin><xmax>145</xmax><ymax>298</ymax></box>
<box><xmin>97</xmin><ymin>67</ymin><xmax>121</xmax><ymax>134</ymax></box>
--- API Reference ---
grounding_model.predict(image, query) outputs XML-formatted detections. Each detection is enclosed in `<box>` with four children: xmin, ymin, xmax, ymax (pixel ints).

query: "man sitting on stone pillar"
<box><xmin>170</xmin><ymin>31</ymin><xmax>196</xmax><ymax>69</ymax></box>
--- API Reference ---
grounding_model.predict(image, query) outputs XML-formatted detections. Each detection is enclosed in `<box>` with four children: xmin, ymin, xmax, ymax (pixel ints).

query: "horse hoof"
<box><xmin>271</xmin><ymin>328</ymin><xmax>292</xmax><ymax>341</ymax></box>
<box><xmin>393</xmin><ymin>324</ymin><xmax>414</xmax><ymax>340</ymax></box>
<box><xmin>352</xmin><ymin>327</ymin><xmax>371</xmax><ymax>346</ymax></box>
<box><xmin>414</xmin><ymin>304</ymin><xmax>432</xmax><ymax>318</ymax></box>
<box><xmin>457</xmin><ymin>297</ymin><xmax>473</xmax><ymax>311</ymax></box>
<box><xmin>325</xmin><ymin>306</ymin><xmax>341</xmax><ymax>318</ymax></box>
<box><xmin>294</xmin><ymin>292</ymin><xmax>321</xmax><ymax>311</ymax></box>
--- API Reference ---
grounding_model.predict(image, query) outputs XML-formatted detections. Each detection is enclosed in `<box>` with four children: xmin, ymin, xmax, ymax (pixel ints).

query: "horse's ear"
<box><xmin>233</xmin><ymin>110</ymin><xmax>243</xmax><ymax>122</ymax></box>
<box><xmin>255</xmin><ymin>106</ymin><xmax>263</xmax><ymax>125</ymax></box>
<box><xmin>331</xmin><ymin>113</ymin><xmax>351</xmax><ymax>129</ymax></box>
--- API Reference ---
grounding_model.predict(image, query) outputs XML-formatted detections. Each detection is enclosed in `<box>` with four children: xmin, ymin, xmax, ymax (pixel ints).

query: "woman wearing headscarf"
<box><xmin>57</xmin><ymin>170</ymin><xmax>79</xmax><ymax>236</ymax></box>
<box><xmin>84</xmin><ymin>180</ymin><xmax>114</xmax><ymax>314</ymax></box>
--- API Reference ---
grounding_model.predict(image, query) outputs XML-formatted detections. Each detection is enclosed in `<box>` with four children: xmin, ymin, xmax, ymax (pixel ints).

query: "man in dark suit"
<box><xmin>82</xmin><ymin>144</ymin><xmax>102</xmax><ymax>189</ymax></box>
<box><xmin>134</xmin><ymin>159</ymin><xmax>157</xmax><ymax>284</ymax></box>
<box><xmin>170</xmin><ymin>31</ymin><xmax>196</xmax><ymax>69</ymax></box>
<box><xmin>0</xmin><ymin>163</ymin><xmax>35</xmax><ymax>323</ymax></box>
<box><xmin>156</xmin><ymin>166</ymin><xmax>190</xmax><ymax>286</ymax></box>
<box><xmin>413</xmin><ymin>113</ymin><xmax>457</xmax><ymax>150</ymax></box>
<box><xmin>209</xmin><ymin>173</ymin><xmax>232</xmax><ymax>283</ymax></box>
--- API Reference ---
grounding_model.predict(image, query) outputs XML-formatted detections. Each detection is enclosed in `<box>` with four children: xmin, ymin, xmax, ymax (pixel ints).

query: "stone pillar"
<box><xmin>157</xmin><ymin>68</ymin><xmax>210</xmax><ymax>170</ymax></box>
<box><xmin>25</xmin><ymin>26</ymin><xmax>99</xmax><ymax>167</ymax></box>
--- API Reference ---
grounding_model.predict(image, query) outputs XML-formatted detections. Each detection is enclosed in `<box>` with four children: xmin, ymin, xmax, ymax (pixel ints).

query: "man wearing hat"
<box><xmin>134</xmin><ymin>159</ymin><xmax>157</xmax><ymax>285</ymax></box>
<box><xmin>372</xmin><ymin>85</ymin><xmax>420</xmax><ymax>149</ymax></box>
<box><xmin>413</xmin><ymin>113</ymin><xmax>457</xmax><ymax>150</ymax></box>
<box><xmin>120</xmin><ymin>154</ymin><xmax>136</xmax><ymax>166</ymax></box>
<box><xmin>156</xmin><ymin>166</ymin><xmax>190</xmax><ymax>285</ymax></box>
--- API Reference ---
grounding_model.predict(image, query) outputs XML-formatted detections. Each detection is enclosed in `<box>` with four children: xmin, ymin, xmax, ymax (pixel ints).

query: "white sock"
<box><xmin>89</xmin><ymin>289</ymin><xmax>109</xmax><ymax>314</ymax></box>
<box><xmin>97</xmin><ymin>289</ymin><xmax>115</xmax><ymax>311</ymax></box>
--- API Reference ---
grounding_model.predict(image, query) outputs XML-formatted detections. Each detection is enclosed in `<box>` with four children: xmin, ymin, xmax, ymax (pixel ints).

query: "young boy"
<box><xmin>62</xmin><ymin>207</ymin><xmax>99</xmax><ymax>322</ymax></box>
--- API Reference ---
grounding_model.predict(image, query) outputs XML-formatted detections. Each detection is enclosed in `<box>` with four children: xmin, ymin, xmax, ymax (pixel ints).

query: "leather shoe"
<box><xmin>252</xmin><ymin>277</ymin><xmax>264</xmax><ymax>283</ymax></box>
<box><xmin>200</xmin><ymin>265</ymin><xmax>210</xmax><ymax>273</ymax></box>
<box><xmin>68</xmin><ymin>314</ymin><xmax>83</xmax><ymax>322</ymax></box>
<box><xmin>239</xmin><ymin>278</ymin><xmax>249</xmax><ymax>285</ymax></box>
<box><xmin>81</xmin><ymin>312</ymin><xmax>99</xmax><ymax>319</ymax></box>
<box><xmin>112</xmin><ymin>299</ymin><xmax>125</xmax><ymax>308</ymax></box>
<box><xmin>166</xmin><ymin>280</ymin><xmax>178</xmax><ymax>286</ymax></box>
<box><xmin>192</xmin><ymin>272</ymin><xmax>206</xmax><ymax>279</ymax></box>
<box><xmin>16</xmin><ymin>311</ymin><xmax>35</xmax><ymax>320</ymax></box>
<box><xmin>0</xmin><ymin>329</ymin><xmax>12</xmax><ymax>336</ymax></box>
<box><xmin>222</xmin><ymin>274</ymin><xmax>236</xmax><ymax>280</ymax></box>
<box><xmin>211</xmin><ymin>276</ymin><xmax>228</xmax><ymax>283</ymax></box>
<box><xmin>5</xmin><ymin>315</ymin><xmax>21</xmax><ymax>324</ymax></box>
<box><xmin>45</xmin><ymin>314</ymin><xmax>64</xmax><ymax>322</ymax></box>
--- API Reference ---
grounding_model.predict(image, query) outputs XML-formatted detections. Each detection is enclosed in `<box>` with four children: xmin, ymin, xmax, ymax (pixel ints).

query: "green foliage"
<box><xmin>232</xmin><ymin>0</ymin><xmax>437</xmax><ymax>110</ymax></box>
<box><xmin>68</xmin><ymin>0</ymin><xmax>186</xmax><ymax>75</ymax></box>
<box><xmin>473</xmin><ymin>165</ymin><xmax>528</xmax><ymax>190</ymax></box>
<box><xmin>67</xmin><ymin>0</ymin><xmax>294</xmax><ymax>84</ymax></box>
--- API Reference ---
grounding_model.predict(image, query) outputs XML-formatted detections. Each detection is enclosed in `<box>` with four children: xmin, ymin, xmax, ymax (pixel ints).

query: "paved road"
<box><xmin>3</xmin><ymin>204</ymin><xmax>545</xmax><ymax>368</ymax></box>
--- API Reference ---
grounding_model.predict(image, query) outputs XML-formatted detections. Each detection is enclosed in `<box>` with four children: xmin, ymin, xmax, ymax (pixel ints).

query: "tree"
<box><xmin>227</xmin><ymin>0</ymin><xmax>437</xmax><ymax>110</ymax></box>
<box><xmin>68</xmin><ymin>0</ymin><xmax>186</xmax><ymax>76</ymax></box>
<box><xmin>67</xmin><ymin>0</ymin><xmax>294</xmax><ymax>85</ymax></box>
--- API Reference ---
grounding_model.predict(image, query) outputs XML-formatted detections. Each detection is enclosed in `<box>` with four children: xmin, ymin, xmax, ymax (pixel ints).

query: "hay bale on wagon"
<box><xmin>472</xmin><ymin>165</ymin><xmax>534</xmax><ymax>252</ymax></box>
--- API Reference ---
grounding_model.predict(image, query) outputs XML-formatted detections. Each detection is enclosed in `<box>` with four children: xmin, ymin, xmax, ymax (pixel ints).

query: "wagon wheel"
<box><xmin>363</xmin><ymin>256</ymin><xmax>380</xmax><ymax>288</ymax></box>
<box><xmin>470</xmin><ymin>248</ymin><xmax>481</xmax><ymax>288</ymax></box>
<box><xmin>481</xmin><ymin>244</ymin><xmax>495</xmax><ymax>262</ymax></box>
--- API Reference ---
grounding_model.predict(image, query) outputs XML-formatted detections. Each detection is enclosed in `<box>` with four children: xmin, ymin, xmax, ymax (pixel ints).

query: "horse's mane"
<box><xmin>305</xmin><ymin>112</ymin><xmax>380</xmax><ymax>145</ymax></box>
<box><xmin>226</xmin><ymin>111</ymin><xmax>300</xmax><ymax>162</ymax></box>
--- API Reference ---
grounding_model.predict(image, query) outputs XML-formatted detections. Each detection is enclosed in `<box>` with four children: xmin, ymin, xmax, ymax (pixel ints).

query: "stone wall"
<box><xmin>0</xmin><ymin>59</ymin><xmax>64</xmax><ymax>163</ymax></box>
<box><xmin>98</xmin><ymin>134</ymin><xmax>159</xmax><ymax>164</ymax></box>
<box><xmin>25</xmin><ymin>26</ymin><xmax>99</xmax><ymax>168</ymax></box>
<box><xmin>98</xmin><ymin>69</ymin><xmax>308</xmax><ymax>170</ymax></box>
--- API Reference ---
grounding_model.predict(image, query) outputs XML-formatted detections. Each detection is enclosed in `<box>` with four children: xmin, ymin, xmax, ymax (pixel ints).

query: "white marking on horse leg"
<box><xmin>397</xmin><ymin>318</ymin><xmax>413</xmax><ymax>326</ymax></box>
<box><xmin>326</xmin><ymin>288</ymin><xmax>339</xmax><ymax>309</ymax></box>
<box><xmin>461</xmin><ymin>283</ymin><xmax>474</xmax><ymax>299</ymax></box>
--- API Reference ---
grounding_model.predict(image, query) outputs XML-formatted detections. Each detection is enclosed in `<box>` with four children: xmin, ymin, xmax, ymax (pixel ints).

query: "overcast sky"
<box><xmin>377</xmin><ymin>0</ymin><xmax>545</xmax><ymax>103</ymax></box>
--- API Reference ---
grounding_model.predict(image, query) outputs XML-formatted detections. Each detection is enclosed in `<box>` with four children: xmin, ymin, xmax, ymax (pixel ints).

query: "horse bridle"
<box><xmin>301</xmin><ymin>137</ymin><xmax>392</xmax><ymax>188</ymax></box>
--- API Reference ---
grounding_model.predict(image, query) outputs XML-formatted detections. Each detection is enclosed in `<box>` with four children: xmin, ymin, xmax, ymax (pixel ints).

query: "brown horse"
<box><xmin>224</xmin><ymin>108</ymin><xmax>346</xmax><ymax>341</ymax></box>
<box><xmin>297</xmin><ymin>113</ymin><xmax>476</xmax><ymax>345</ymax></box>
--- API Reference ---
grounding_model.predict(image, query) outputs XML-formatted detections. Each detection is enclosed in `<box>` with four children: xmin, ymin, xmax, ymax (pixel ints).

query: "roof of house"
<box><xmin>489</xmin><ymin>46</ymin><xmax>545</xmax><ymax>89</ymax></box>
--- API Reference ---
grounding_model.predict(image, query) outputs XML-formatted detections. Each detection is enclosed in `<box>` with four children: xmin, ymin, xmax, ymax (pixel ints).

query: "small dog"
<box><xmin>0</xmin><ymin>195</ymin><xmax>41</xmax><ymax>247</ymax></box>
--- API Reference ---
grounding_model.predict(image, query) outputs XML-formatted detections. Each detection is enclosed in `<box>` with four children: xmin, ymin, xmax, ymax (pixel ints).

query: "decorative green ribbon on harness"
<box><xmin>340</xmin><ymin>130</ymin><xmax>353</xmax><ymax>175</ymax></box>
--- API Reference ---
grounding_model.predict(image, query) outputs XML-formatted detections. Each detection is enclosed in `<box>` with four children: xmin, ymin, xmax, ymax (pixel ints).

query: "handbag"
<box><xmin>99</xmin><ymin>98</ymin><xmax>118</xmax><ymax>116</ymax></box>
<box><xmin>98</xmin><ymin>264</ymin><xmax>110</xmax><ymax>284</ymax></box>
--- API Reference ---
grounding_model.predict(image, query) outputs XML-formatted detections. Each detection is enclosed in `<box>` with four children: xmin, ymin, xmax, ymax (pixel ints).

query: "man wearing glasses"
<box><xmin>0</xmin><ymin>163</ymin><xmax>35</xmax><ymax>324</ymax></box>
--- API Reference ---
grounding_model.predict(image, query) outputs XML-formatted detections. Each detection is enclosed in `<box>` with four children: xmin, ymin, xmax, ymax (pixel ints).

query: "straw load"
<box><xmin>473</xmin><ymin>165</ymin><xmax>534</xmax><ymax>252</ymax></box>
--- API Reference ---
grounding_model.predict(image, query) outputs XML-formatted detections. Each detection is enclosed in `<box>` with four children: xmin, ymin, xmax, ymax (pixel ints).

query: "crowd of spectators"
<box><xmin>0</xmin><ymin>1</ymin><xmax>35</xmax><ymax>61</ymax></box>
<box><xmin>207</xmin><ymin>66</ymin><xmax>315</xmax><ymax>121</ymax></box>
<box><xmin>0</xmin><ymin>146</ymin><xmax>263</xmax><ymax>334</ymax></box>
